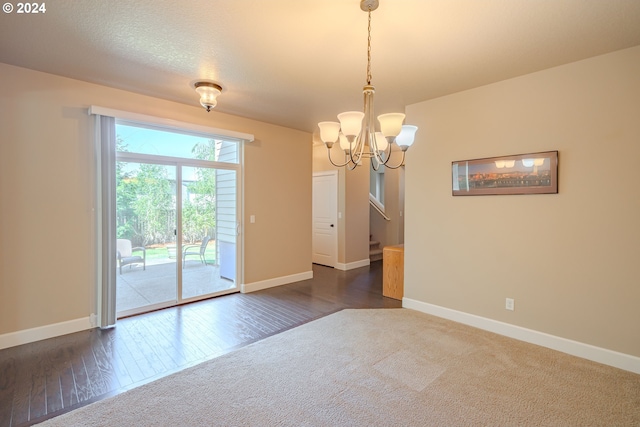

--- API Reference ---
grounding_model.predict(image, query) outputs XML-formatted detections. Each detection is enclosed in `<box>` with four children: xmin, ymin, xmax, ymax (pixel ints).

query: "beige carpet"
<box><xmin>38</xmin><ymin>309</ymin><xmax>640</xmax><ymax>426</ymax></box>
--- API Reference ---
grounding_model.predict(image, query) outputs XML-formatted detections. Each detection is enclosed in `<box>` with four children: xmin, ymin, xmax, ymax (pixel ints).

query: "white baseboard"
<box><xmin>0</xmin><ymin>316</ymin><xmax>93</xmax><ymax>350</ymax></box>
<box><xmin>403</xmin><ymin>298</ymin><xmax>640</xmax><ymax>375</ymax></box>
<box><xmin>335</xmin><ymin>258</ymin><xmax>370</xmax><ymax>271</ymax></box>
<box><xmin>241</xmin><ymin>270</ymin><xmax>313</xmax><ymax>293</ymax></box>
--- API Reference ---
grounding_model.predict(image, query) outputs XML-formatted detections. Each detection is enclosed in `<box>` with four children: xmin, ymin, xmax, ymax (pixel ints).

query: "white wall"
<box><xmin>404</xmin><ymin>46</ymin><xmax>640</xmax><ymax>360</ymax></box>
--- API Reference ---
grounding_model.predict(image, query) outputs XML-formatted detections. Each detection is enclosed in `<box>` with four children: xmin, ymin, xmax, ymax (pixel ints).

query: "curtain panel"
<box><xmin>94</xmin><ymin>114</ymin><xmax>117</xmax><ymax>328</ymax></box>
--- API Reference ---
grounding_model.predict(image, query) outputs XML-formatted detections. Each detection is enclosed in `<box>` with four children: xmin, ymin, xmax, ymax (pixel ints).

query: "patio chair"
<box><xmin>117</xmin><ymin>239</ymin><xmax>146</xmax><ymax>274</ymax></box>
<box><xmin>183</xmin><ymin>236</ymin><xmax>211</xmax><ymax>267</ymax></box>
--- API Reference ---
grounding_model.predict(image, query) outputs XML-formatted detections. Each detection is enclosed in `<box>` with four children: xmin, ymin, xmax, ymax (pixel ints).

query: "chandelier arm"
<box><xmin>348</xmin><ymin>132</ymin><xmax>366</xmax><ymax>167</ymax></box>
<box><xmin>372</xmin><ymin>131</ymin><xmax>389</xmax><ymax>165</ymax></box>
<box><xmin>378</xmin><ymin>142</ymin><xmax>393</xmax><ymax>165</ymax></box>
<box><xmin>347</xmin><ymin>138</ymin><xmax>358</xmax><ymax>165</ymax></box>
<box><xmin>358</xmin><ymin>132</ymin><xmax>367</xmax><ymax>164</ymax></box>
<box><xmin>371</xmin><ymin>133</ymin><xmax>386</xmax><ymax>168</ymax></box>
<box><xmin>372</xmin><ymin>151</ymin><xmax>385</xmax><ymax>168</ymax></box>
<box><xmin>371</xmin><ymin>154</ymin><xmax>381</xmax><ymax>171</ymax></box>
<box><xmin>379</xmin><ymin>150</ymin><xmax>407</xmax><ymax>169</ymax></box>
<box><xmin>326</xmin><ymin>146</ymin><xmax>353</xmax><ymax>168</ymax></box>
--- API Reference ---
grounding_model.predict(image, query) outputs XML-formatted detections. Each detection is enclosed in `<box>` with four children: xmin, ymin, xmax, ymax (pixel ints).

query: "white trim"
<box><xmin>335</xmin><ymin>258</ymin><xmax>370</xmax><ymax>271</ymax></box>
<box><xmin>88</xmin><ymin>105</ymin><xmax>254</xmax><ymax>142</ymax></box>
<box><xmin>369</xmin><ymin>194</ymin><xmax>391</xmax><ymax>221</ymax></box>
<box><xmin>0</xmin><ymin>317</ymin><xmax>93</xmax><ymax>350</ymax></box>
<box><xmin>312</xmin><ymin>170</ymin><xmax>339</xmax><ymax>178</ymax></box>
<box><xmin>403</xmin><ymin>298</ymin><xmax>640</xmax><ymax>375</ymax></box>
<box><xmin>241</xmin><ymin>270</ymin><xmax>313</xmax><ymax>293</ymax></box>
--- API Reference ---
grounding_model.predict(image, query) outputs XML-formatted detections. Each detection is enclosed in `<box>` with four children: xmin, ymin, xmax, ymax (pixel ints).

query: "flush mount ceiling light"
<box><xmin>194</xmin><ymin>81</ymin><xmax>223</xmax><ymax>112</ymax></box>
<box><xmin>318</xmin><ymin>0</ymin><xmax>418</xmax><ymax>170</ymax></box>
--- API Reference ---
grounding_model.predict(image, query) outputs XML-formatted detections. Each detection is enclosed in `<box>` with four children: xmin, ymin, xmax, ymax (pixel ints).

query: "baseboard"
<box><xmin>241</xmin><ymin>270</ymin><xmax>313</xmax><ymax>293</ymax></box>
<box><xmin>0</xmin><ymin>316</ymin><xmax>93</xmax><ymax>350</ymax></box>
<box><xmin>335</xmin><ymin>258</ymin><xmax>370</xmax><ymax>271</ymax></box>
<box><xmin>403</xmin><ymin>298</ymin><xmax>640</xmax><ymax>375</ymax></box>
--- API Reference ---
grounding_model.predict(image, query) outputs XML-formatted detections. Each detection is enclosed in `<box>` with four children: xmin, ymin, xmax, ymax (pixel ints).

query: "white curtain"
<box><xmin>94</xmin><ymin>114</ymin><xmax>117</xmax><ymax>328</ymax></box>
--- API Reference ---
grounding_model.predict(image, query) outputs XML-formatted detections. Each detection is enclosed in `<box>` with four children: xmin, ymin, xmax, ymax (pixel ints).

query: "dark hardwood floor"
<box><xmin>0</xmin><ymin>262</ymin><xmax>401</xmax><ymax>427</ymax></box>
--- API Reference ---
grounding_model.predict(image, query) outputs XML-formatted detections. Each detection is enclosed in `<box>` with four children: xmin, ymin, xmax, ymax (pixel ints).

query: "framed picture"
<box><xmin>452</xmin><ymin>151</ymin><xmax>558</xmax><ymax>196</ymax></box>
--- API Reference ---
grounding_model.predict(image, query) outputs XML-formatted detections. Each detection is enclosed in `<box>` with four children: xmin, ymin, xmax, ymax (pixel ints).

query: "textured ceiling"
<box><xmin>1</xmin><ymin>0</ymin><xmax>640</xmax><ymax>133</ymax></box>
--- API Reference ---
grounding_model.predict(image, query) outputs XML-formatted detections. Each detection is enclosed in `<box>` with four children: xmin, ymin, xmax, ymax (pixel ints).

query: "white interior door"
<box><xmin>312</xmin><ymin>171</ymin><xmax>338</xmax><ymax>267</ymax></box>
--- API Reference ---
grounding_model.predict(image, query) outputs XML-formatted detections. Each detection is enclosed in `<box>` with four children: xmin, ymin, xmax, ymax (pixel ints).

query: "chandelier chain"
<box><xmin>367</xmin><ymin>8</ymin><xmax>372</xmax><ymax>85</ymax></box>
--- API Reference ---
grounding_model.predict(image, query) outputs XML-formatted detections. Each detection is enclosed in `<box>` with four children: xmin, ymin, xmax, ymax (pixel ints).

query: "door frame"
<box><xmin>114</xmin><ymin>155</ymin><xmax>242</xmax><ymax>317</ymax></box>
<box><xmin>312</xmin><ymin>171</ymin><xmax>338</xmax><ymax>267</ymax></box>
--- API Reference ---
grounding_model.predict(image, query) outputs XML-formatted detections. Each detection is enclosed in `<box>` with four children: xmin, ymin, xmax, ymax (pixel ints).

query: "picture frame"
<box><xmin>452</xmin><ymin>150</ymin><xmax>558</xmax><ymax>196</ymax></box>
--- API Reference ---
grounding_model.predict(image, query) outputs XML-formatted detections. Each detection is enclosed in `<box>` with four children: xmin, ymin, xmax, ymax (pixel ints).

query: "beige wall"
<box><xmin>343</xmin><ymin>160</ymin><xmax>370</xmax><ymax>264</ymax></box>
<box><xmin>0</xmin><ymin>63</ymin><xmax>312</xmax><ymax>336</ymax></box>
<box><xmin>312</xmin><ymin>143</ymin><xmax>369</xmax><ymax>265</ymax></box>
<box><xmin>405</xmin><ymin>46</ymin><xmax>640</xmax><ymax>357</ymax></box>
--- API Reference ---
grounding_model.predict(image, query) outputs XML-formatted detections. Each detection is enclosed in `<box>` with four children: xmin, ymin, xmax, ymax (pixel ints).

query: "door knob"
<box><xmin>330</xmin><ymin>224</ymin><xmax>334</xmax><ymax>227</ymax></box>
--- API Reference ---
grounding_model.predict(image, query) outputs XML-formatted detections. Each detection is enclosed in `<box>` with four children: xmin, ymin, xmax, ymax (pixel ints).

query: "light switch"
<box><xmin>250</xmin><ymin>215</ymin><xmax>255</xmax><ymax>223</ymax></box>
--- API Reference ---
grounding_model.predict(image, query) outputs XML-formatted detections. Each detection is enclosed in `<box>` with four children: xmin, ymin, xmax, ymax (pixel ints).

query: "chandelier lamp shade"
<box><xmin>317</xmin><ymin>0</ymin><xmax>418</xmax><ymax>170</ymax></box>
<box><xmin>194</xmin><ymin>81</ymin><xmax>223</xmax><ymax>112</ymax></box>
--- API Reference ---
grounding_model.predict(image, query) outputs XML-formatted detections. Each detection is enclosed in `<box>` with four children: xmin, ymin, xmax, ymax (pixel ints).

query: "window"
<box><xmin>370</xmin><ymin>167</ymin><xmax>385</xmax><ymax>206</ymax></box>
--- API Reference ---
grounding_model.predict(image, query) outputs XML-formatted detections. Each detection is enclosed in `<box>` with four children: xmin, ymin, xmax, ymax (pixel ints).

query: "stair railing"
<box><xmin>369</xmin><ymin>194</ymin><xmax>391</xmax><ymax>221</ymax></box>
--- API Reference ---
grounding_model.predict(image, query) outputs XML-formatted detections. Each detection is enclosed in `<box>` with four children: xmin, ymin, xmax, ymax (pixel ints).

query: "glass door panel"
<box><xmin>181</xmin><ymin>166</ymin><xmax>237</xmax><ymax>300</ymax></box>
<box><xmin>116</xmin><ymin>161</ymin><xmax>177</xmax><ymax>316</ymax></box>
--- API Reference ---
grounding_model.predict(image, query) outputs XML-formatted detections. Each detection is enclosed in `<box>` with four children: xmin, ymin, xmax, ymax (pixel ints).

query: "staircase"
<box><xmin>369</xmin><ymin>238</ymin><xmax>383</xmax><ymax>262</ymax></box>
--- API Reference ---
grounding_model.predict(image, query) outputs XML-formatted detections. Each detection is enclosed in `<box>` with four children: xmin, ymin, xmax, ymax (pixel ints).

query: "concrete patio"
<box><xmin>116</xmin><ymin>258</ymin><xmax>236</xmax><ymax>313</ymax></box>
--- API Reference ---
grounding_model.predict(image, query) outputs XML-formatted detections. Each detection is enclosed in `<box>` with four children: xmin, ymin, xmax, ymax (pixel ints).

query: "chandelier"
<box><xmin>318</xmin><ymin>0</ymin><xmax>418</xmax><ymax>170</ymax></box>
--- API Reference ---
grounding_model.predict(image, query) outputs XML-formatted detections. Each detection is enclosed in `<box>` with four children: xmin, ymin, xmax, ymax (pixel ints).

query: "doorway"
<box><xmin>312</xmin><ymin>171</ymin><xmax>338</xmax><ymax>267</ymax></box>
<box><xmin>114</xmin><ymin>122</ymin><xmax>241</xmax><ymax>317</ymax></box>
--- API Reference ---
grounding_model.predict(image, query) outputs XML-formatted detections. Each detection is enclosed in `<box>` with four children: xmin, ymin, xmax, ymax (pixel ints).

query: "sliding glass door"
<box><xmin>114</xmin><ymin>122</ymin><xmax>241</xmax><ymax>317</ymax></box>
<box><xmin>116</xmin><ymin>161</ymin><xmax>177</xmax><ymax>314</ymax></box>
<box><xmin>181</xmin><ymin>166</ymin><xmax>237</xmax><ymax>300</ymax></box>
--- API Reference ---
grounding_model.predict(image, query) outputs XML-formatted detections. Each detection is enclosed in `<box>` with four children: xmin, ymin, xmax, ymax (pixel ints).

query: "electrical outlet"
<box><xmin>505</xmin><ymin>298</ymin><xmax>515</xmax><ymax>311</ymax></box>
